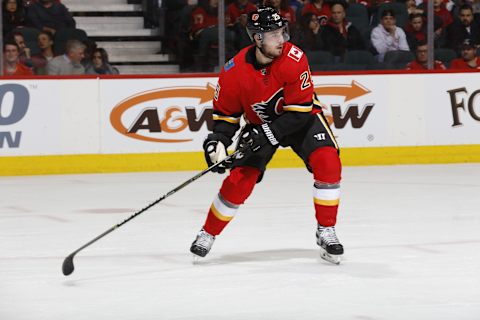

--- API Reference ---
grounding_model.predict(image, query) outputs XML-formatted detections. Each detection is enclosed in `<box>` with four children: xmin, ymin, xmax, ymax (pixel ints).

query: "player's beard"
<box><xmin>261</xmin><ymin>43</ymin><xmax>284</xmax><ymax>59</ymax></box>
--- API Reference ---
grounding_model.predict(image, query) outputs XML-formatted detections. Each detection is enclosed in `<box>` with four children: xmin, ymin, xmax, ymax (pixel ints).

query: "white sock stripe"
<box><xmin>218</xmin><ymin>193</ymin><xmax>239</xmax><ymax>209</ymax></box>
<box><xmin>313</xmin><ymin>187</ymin><xmax>340</xmax><ymax>200</ymax></box>
<box><xmin>213</xmin><ymin>194</ymin><xmax>238</xmax><ymax>218</ymax></box>
<box><xmin>314</xmin><ymin>182</ymin><xmax>340</xmax><ymax>189</ymax></box>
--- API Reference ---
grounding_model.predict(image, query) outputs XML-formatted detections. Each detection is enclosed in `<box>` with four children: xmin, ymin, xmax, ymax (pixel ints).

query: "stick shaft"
<box><xmin>67</xmin><ymin>150</ymin><xmax>239</xmax><ymax>259</ymax></box>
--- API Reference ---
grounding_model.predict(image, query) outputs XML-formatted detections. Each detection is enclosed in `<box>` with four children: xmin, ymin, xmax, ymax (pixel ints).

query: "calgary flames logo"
<box><xmin>251</xmin><ymin>89</ymin><xmax>285</xmax><ymax>123</ymax></box>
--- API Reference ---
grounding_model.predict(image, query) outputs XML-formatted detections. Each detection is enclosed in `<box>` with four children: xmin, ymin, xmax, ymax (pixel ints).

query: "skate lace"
<box><xmin>196</xmin><ymin>231</ymin><xmax>215</xmax><ymax>249</ymax></box>
<box><xmin>321</xmin><ymin>227</ymin><xmax>340</xmax><ymax>245</ymax></box>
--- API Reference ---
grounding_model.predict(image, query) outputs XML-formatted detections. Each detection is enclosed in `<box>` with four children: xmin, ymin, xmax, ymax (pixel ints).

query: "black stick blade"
<box><xmin>62</xmin><ymin>254</ymin><xmax>75</xmax><ymax>276</ymax></box>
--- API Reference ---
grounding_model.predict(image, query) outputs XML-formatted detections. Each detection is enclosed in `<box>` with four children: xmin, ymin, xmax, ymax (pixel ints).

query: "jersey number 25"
<box><xmin>300</xmin><ymin>71</ymin><xmax>312</xmax><ymax>91</ymax></box>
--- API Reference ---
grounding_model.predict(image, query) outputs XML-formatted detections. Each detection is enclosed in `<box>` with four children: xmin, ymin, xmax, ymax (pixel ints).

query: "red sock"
<box><xmin>203</xmin><ymin>166</ymin><xmax>260</xmax><ymax>235</ymax></box>
<box><xmin>308</xmin><ymin>147</ymin><xmax>342</xmax><ymax>227</ymax></box>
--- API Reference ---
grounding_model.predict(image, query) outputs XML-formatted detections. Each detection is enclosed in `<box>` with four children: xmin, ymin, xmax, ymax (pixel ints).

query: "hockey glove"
<box><xmin>203</xmin><ymin>133</ymin><xmax>232</xmax><ymax>174</ymax></box>
<box><xmin>242</xmin><ymin>124</ymin><xmax>279</xmax><ymax>153</ymax></box>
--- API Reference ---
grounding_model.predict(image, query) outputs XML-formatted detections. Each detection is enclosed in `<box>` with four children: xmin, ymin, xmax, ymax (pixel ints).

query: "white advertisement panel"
<box><xmin>312</xmin><ymin>74</ymin><xmax>390</xmax><ymax>147</ymax></box>
<box><xmin>424</xmin><ymin>72</ymin><xmax>480</xmax><ymax>145</ymax></box>
<box><xmin>0</xmin><ymin>80</ymin><xmax>99</xmax><ymax>156</ymax></box>
<box><xmin>99</xmin><ymin>75</ymin><xmax>392</xmax><ymax>153</ymax></box>
<box><xmin>1</xmin><ymin>73</ymin><xmax>479</xmax><ymax>158</ymax></box>
<box><xmin>316</xmin><ymin>72</ymin><xmax>480</xmax><ymax>146</ymax></box>
<box><xmin>99</xmin><ymin>78</ymin><xmax>217</xmax><ymax>154</ymax></box>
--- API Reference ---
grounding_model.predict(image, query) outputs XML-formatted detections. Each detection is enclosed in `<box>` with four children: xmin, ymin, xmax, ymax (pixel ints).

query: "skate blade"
<box><xmin>319</xmin><ymin>248</ymin><xmax>341</xmax><ymax>265</ymax></box>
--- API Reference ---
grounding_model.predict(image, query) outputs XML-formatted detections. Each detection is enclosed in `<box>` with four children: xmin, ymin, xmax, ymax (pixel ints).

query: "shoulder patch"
<box><xmin>287</xmin><ymin>46</ymin><xmax>303</xmax><ymax>63</ymax></box>
<box><xmin>224</xmin><ymin>58</ymin><xmax>235</xmax><ymax>71</ymax></box>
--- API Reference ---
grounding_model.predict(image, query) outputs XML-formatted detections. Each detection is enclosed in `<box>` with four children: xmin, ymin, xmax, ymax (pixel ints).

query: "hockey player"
<box><xmin>190</xmin><ymin>6</ymin><xmax>344</xmax><ymax>264</ymax></box>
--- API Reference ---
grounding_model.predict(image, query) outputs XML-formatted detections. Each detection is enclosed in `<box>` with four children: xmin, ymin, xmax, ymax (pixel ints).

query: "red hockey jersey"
<box><xmin>450</xmin><ymin>57</ymin><xmax>480</xmax><ymax>70</ymax></box>
<box><xmin>406</xmin><ymin>59</ymin><xmax>446</xmax><ymax>70</ymax></box>
<box><xmin>213</xmin><ymin>42</ymin><xmax>314</xmax><ymax>128</ymax></box>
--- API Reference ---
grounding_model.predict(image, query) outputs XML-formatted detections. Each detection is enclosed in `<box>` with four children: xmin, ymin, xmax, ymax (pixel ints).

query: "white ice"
<box><xmin>1</xmin><ymin>164</ymin><xmax>480</xmax><ymax>320</ymax></box>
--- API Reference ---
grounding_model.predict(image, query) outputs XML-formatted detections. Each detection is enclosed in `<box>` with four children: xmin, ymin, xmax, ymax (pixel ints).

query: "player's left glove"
<box><xmin>241</xmin><ymin>123</ymin><xmax>279</xmax><ymax>153</ymax></box>
<box><xmin>203</xmin><ymin>133</ymin><xmax>232</xmax><ymax>174</ymax></box>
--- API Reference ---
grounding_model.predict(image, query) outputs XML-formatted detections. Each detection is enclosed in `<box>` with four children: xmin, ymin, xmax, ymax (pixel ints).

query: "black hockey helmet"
<box><xmin>246</xmin><ymin>6</ymin><xmax>289</xmax><ymax>41</ymax></box>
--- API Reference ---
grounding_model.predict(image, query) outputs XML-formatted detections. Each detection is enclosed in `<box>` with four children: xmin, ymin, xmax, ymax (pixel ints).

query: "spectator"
<box><xmin>264</xmin><ymin>0</ymin><xmax>296</xmax><ymax>25</ymax></box>
<box><xmin>446</xmin><ymin>4</ymin><xmax>480</xmax><ymax>55</ymax></box>
<box><xmin>190</xmin><ymin>0</ymin><xmax>218</xmax><ymax>36</ymax></box>
<box><xmin>9</xmin><ymin>31</ymin><xmax>33</xmax><ymax>68</ymax></box>
<box><xmin>189</xmin><ymin>0</ymin><xmax>236</xmax><ymax>71</ymax></box>
<box><xmin>31</xmin><ymin>31</ymin><xmax>55</xmax><ymax>74</ymax></box>
<box><xmin>355</xmin><ymin>0</ymin><xmax>391</xmax><ymax>21</ymax></box>
<box><xmin>434</xmin><ymin>0</ymin><xmax>453</xmax><ymax>29</ymax></box>
<box><xmin>450</xmin><ymin>39</ymin><xmax>480</xmax><ymax>70</ymax></box>
<box><xmin>321</xmin><ymin>1</ymin><xmax>365</xmax><ymax>60</ymax></box>
<box><xmin>291</xmin><ymin>12</ymin><xmax>323</xmax><ymax>51</ymax></box>
<box><xmin>3</xmin><ymin>41</ymin><xmax>33</xmax><ymax>76</ymax></box>
<box><xmin>405</xmin><ymin>13</ymin><xmax>426</xmax><ymax>50</ymax></box>
<box><xmin>178</xmin><ymin>0</ymin><xmax>220</xmax><ymax>72</ymax></box>
<box><xmin>2</xmin><ymin>0</ymin><xmax>26</xmax><ymax>36</ymax></box>
<box><xmin>406</xmin><ymin>41</ymin><xmax>446</xmax><ymax>69</ymax></box>
<box><xmin>85</xmin><ymin>48</ymin><xmax>119</xmax><ymax>75</ymax></box>
<box><xmin>405</xmin><ymin>0</ymin><xmax>423</xmax><ymax>15</ymax></box>
<box><xmin>301</xmin><ymin>0</ymin><xmax>331</xmax><ymax>26</ymax></box>
<box><xmin>26</xmin><ymin>0</ymin><xmax>75</xmax><ymax>35</ymax></box>
<box><xmin>371</xmin><ymin>9</ymin><xmax>409</xmax><ymax>62</ymax></box>
<box><xmin>419</xmin><ymin>0</ymin><xmax>452</xmax><ymax>46</ymax></box>
<box><xmin>227</xmin><ymin>0</ymin><xmax>256</xmax><ymax>26</ymax></box>
<box><xmin>229</xmin><ymin>0</ymin><xmax>257</xmax><ymax>51</ymax></box>
<box><xmin>47</xmin><ymin>39</ymin><xmax>85</xmax><ymax>74</ymax></box>
<box><xmin>290</xmin><ymin>0</ymin><xmax>305</xmax><ymax>12</ymax></box>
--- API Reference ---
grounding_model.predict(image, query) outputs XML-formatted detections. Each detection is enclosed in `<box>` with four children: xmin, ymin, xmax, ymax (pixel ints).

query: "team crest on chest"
<box><xmin>251</xmin><ymin>89</ymin><xmax>284</xmax><ymax>123</ymax></box>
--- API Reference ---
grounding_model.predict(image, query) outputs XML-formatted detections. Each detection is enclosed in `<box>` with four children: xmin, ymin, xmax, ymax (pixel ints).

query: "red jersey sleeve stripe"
<box><xmin>212</xmin><ymin>114</ymin><xmax>241</xmax><ymax>124</ymax></box>
<box><xmin>283</xmin><ymin>104</ymin><xmax>313</xmax><ymax>112</ymax></box>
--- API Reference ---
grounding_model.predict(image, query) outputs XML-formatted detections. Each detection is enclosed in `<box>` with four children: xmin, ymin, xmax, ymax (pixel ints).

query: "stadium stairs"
<box><xmin>62</xmin><ymin>0</ymin><xmax>179</xmax><ymax>74</ymax></box>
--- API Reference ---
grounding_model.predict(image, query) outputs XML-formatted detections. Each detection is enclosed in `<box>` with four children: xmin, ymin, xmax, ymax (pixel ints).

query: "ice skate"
<box><xmin>316</xmin><ymin>225</ymin><xmax>344</xmax><ymax>265</ymax></box>
<box><xmin>190</xmin><ymin>228</ymin><xmax>215</xmax><ymax>259</ymax></box>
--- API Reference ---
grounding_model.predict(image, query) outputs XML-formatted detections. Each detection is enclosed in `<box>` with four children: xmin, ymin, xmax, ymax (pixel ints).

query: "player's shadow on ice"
<box><xmin>194</xmin><ymin>248</ymin><xmax>330</xmax><ymax>266</ymax></box>
<box><xmin>196</xmin><ymin>248</ymin><xmax>396</xmax><ymax>277</ymax></box>
<box><xmin>213</xmin><ymin>248</ymin><xmax>317</xmax><ymax>263</ymax></box>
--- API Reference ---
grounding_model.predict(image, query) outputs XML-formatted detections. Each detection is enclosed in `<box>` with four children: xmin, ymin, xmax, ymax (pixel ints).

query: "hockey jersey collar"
<box><xmin>246</xmin><ymin>45</ymin><xmax>273</xmax><ymax>70</ymax></box>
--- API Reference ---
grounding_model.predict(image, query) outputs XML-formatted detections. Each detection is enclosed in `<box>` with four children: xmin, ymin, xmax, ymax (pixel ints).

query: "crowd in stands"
<box><xmin>2</xmin><ymin>0</ymin><xmax>118</xmax><ymax>76</ymax></box>
<box><xmin>4</xmin><ymin>0</ymin><xmax>480</xmax><ymax>75</ymax></box>
<box><xmin>163</xmin><ymin>0</ymin><xmax>480</xmax><ymax>72</ymax></box>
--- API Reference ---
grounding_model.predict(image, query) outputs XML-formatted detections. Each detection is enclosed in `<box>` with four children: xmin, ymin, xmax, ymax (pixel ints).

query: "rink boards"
<box><xmin>1</xmin><ymin>72</ymin><xmax>480</xmax><ymax>175</ymax></box>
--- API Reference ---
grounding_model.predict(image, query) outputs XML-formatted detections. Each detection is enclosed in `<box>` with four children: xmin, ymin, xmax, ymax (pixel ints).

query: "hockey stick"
<box><xmin>62</xmin><ymin>150</ymin><xmax>240</xmax><ymax>276</ymax></box>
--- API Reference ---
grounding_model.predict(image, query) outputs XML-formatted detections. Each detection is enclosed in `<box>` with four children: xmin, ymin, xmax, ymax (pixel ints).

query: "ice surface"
<box><xmin>1</xmin><ymin>164</ymin><xmax>480</xmax><ymax>320</ymax></box>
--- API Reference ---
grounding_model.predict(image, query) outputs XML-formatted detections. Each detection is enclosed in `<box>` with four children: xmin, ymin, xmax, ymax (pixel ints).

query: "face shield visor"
<box><xmin>250</xmin><ymin>25</ymin><xmax>290</xmax><ymax>46</ymax></box>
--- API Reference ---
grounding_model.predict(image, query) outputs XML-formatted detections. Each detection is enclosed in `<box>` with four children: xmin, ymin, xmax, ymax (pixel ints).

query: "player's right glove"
<box><xmin>240</xmin><ymin>124</ymin><xmax>279</xmax><ymax>153</ymax></box>
<box><xmin>203</xmin><ymin>133</ymin><xmax>232</xmax><ymax>174</ymax></box>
